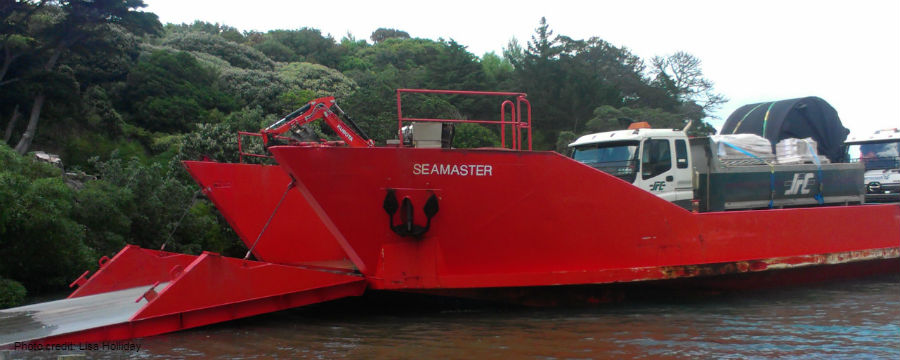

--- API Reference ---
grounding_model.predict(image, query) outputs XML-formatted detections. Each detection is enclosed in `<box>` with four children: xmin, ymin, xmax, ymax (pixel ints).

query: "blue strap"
<box><xmin>722</xmin><ymin>141</ymin><xmax>761</xmax><ymax>160</ymax></box>
<box><xmin>721</xmin><ymin>141</ymin><xmax>776</xmax><ymax>208</ymax></box>
<box><xmin>804</xmin><ymin>140</ymin><xmax>825</xmax><ymax>205</ymax></box>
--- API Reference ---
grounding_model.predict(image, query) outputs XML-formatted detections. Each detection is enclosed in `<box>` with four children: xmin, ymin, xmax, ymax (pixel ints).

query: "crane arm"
<box><xmin>261</xmin><ymin>96</ymin><xmax>374</xmax><ymax>147</ymax></box>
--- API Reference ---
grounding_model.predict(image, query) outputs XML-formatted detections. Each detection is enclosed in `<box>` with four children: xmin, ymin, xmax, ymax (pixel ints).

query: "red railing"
<box><xmin>396</xmin><ymin>89</ymin><xmax>532</xmax><ymax>150</ymax></box>
<box><xmin>237</xmin><ymin>90</ymin><xmax>533</xmax><ymax>162</ymax></box>
<box><xmin>238</xmin><ymin>131</ymin><xmax>268</xmax><ymax>163</ymax></box>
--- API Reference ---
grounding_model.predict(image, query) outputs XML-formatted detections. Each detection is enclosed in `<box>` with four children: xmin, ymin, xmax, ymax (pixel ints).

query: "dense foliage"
<box><xmin>1</xmin><ymin>1</ymin><xmax>726</xmax><ymax>306</ymax></box>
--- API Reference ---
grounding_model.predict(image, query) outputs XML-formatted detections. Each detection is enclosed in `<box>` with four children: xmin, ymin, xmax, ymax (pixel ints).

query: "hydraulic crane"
<box><xmin>261</xmin><ymin>96</ymin><xmax>374</xmax><ymax>147</ymax></box>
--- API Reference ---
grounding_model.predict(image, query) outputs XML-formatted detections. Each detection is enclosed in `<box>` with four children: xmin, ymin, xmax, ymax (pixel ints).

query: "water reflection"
<box><xmin>8</xmin><ymin>274</ymin><xmax>899</xmax><ymax>359</ymax></box>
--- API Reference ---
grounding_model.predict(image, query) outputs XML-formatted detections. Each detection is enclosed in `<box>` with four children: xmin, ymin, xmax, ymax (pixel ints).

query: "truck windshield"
<box><xmin>848</xmin><ymin>141</ymin><xmax>900</xmax><ymax>170</ymax></box>
<box><xmin>571</xmin><ymin>141</ymin><xmax>639</xmax><ymax>183</ymax></box>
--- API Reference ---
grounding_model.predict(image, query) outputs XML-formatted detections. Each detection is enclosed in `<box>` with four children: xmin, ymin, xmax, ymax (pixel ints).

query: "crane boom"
<box><xmin>261</xmin><ymin>96</ymin><xmax>374</xmax><ymax>147</ymax></box>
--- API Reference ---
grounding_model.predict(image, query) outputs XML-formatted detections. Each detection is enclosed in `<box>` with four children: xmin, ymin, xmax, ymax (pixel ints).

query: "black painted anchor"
<box><xmin>382</xmin><ymin>189</ymin><xmax>439</xmax><ymax>238</ymax></box>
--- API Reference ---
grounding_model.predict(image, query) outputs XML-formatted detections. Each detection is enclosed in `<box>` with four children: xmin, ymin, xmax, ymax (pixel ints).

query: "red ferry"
<box><xmin>2</xmin><ymin>90</ymin><xmax>897</xmax><ymax>346</ymax></box>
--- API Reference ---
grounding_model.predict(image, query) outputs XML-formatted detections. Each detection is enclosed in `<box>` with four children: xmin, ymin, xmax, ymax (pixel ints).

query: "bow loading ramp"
<box><xmin>0</xmin><ymin>245</ymin><xmax>366</xmax><ymax>345</ymax></box>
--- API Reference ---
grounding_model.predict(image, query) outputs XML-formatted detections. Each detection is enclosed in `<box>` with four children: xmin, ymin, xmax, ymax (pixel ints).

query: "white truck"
<box><xmin>845</xmin><ymin>128</ymin><xmax>900</xmax><ymax>203</ymax></box>
<box><xmin>568</xmin><ymin>124</ymin><xmax>865</xmax><ymax>212</ymax></box>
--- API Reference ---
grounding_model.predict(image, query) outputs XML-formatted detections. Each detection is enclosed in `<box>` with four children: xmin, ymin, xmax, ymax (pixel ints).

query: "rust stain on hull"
<box><xmin>656</xmin><ymin>247</ymin><xmax>900</xmax><ymax>280</ymax></box>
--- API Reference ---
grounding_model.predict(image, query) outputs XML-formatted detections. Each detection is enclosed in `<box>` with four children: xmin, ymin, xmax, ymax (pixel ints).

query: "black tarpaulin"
<box><xmin>720</xmin><ymin>96</ymin><xmax>850</xmax><ymax>162</ymax></box>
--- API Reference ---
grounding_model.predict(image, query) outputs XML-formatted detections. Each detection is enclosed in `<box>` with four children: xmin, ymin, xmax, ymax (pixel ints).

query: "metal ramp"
<box><xmin>1</xmin><ymin>246</ymin><xmax>366</xmax><ymax>345</ymax></box>
<box><xmin>0</xmin><ymin>283</ymin><xmax>166</xmax><ymax>345</ymax></box>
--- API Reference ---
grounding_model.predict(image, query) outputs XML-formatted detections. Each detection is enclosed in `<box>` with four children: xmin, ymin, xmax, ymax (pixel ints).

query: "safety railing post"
<box><xmin>396</xmin><ymin>89</ymin><xmax>531</xmax><ymax>151</ymax></box>
<box><xmin>238</xmin><ymin>133</ymin><xmax>244</xmax><ymax>163</ymax></box>
<box><xmin>517</xmin><ymin>96</ymin><xmax>533</xmax><ymax>150</ymax></box>
<box><xmin>501</xmin><ymin>100</ymin><xmax>516</xmax><ymax>149</ymax></box>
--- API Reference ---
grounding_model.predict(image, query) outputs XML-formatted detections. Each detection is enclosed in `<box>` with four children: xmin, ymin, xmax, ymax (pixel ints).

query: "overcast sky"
<box><xmin>144</xmin><ymin>0</ymin><xmax>899</xmax><ymax>135</ymax></box>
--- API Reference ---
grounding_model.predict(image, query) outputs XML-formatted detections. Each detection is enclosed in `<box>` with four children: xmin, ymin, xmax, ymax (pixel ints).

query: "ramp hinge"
<box><xmin>69</xmin><ymin>270</ymin><xmax>91</xmax><ymax>288</ymax></box>
<box><xmin>135</xmin><ymin>281</ymin><xmax>161</xmax><ymax>303</ymax></box>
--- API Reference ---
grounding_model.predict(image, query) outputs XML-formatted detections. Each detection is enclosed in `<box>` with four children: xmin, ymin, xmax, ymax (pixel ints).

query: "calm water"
<box><xmin>4</xmin><ymin>274</ymin><xmax>899</xmax><ymax>359</ymax></box>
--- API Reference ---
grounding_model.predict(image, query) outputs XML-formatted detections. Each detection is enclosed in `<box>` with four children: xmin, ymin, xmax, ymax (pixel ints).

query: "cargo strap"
<box><xmin>761</xmin><ymin>102</ymin><xmax>776</xmax><ymax>137</ymax></box>
<box><xmin>732</xmin><ymin>103</ymin><xmax>765</xmax><ymax>134</ymax></box>
<box><xmin>804</xmin><ymin>139</ymin><xmax>825</xmax><ymax>205</ymax></box>
<box><xmin>722</xmin><ymin>141</ymin><xmax>776</xmax><ymax>209</ymax></box>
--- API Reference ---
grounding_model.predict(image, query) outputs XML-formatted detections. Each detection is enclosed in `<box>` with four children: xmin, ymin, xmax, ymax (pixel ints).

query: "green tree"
<box><xmin>515</xmin><ymin>18</ymin><xmax>622</xmax><ymax>147</ymax></box>
<box><xmin>452</xmin><ymin>123</ymin><xmax>500</xmax><ymax>148</ymax></box>
<box><xmin>514</xmin><ymin>18</ymin><xmax>571</xmax><ymax>148</ymax></box>
<box><xmin>89</xmin><ymin>153</ymin><xmax>227</xmax><ymax>254</ymax></box>
<box><xmin>651</xmin><ymin>51</ymin><xmax>727</xmax><ymax>119</ymax></box>
<box><xmin>81</xmin><ymin>85</ymin><xmax>124</xmax><ymax>135</ymax></box>
<box><xmin>254</xmin><ymin>38</ymin><xmax>293</xmax><ymax>62</ymax></box>
<box><xmin>180</xmin><ymin>106</ymin><xmax>269</xmax><ymax>163</ymax></box>
<box><xmin>584</xmin><ymin>105</ymin><xmax>713</xmax><ymax>136</ymax></box>
<box><xmin>481</xmin><ymin>51</ymin><xmax>513</xmax><ymax>84</ymax></box>
<box><xmin>340</xmin><ymin>67</ymin><xmax>402</xmax><ymax>142</ymax></box>
<box><xmin>555</xmin><ymin>130</ymin><xmax>576</xmax><ymax>154</ymax></box>
<box><xmin>502</xmin><ymin>37</ymin><xmax>525</xmax><ymax>69</ymax></box>
<box><xmin>253</xmin><ymin>28</ymin><xmax>343</xmax><ymax>68</ymax></box>
<box><xmin>506</xmin><ymin>18</ymin><xmax>718</xmax><ymax>147</ymax></box>
<box><xmin>9</xmin><ymin>0</ymin><xmax>161</xmax><ymax>155</ymax></box>
<box><xmin>63</xmin><ymin>24</ymin><xmax>142</xmax><ymax>87</ymax></box>
<box><xmin>370</xmin><ymin>28</ymin><xmax>410</xmax><ymax>44</ymax></box>
<box><xmin>277</xmin><ymin>62</ymin><xmax>357</xmax><ymax>103</ymax></box>
<box><xmin>124</xmin><ymin>50</ymin><xmax>236</xmax><ymax>132</ymax></box>
<box><xmin>71</xmin><ymin>179</ymin><xmax>132</xmax><ymax>256</ymax></box>
<box><xmin>586</xmin><ymin>105</ymin><xmax>680</xmax><ymax>132</ymax></box>
<box><xmin>165</xmin><ymin>21</ymin><xmax>244</xmax><ymax>44</ymax></box>
<box><xmin>0</xmin><ymin>277</ymin><xmax>26</xmax><ymax>308</ymax></box>
<box><xmin>339</xmin><ymin>36</ymin><xmax>505</xmax><ymax>143</ymax></box>
<box><xmin>0</xmin><ymin>144</ymin><xmax>93</xmax><ymax>293</ymax></box>
<box><xmin>426</xmin><ymin>39</ymin><xmax>485</xmax><ymax>90</ymax></box>
<box><xmin>337</xmin><ymin>33</ymin><xmax>372</xmax><ymax>72</ymax></box>
<box><xmin>216</xmin><ymin>67</ymin><xmax>291</xmax><ymax>114</ymax></box>
<box><xmin>0</xmin><ymin>0</ymin><xmax>48</xmax><ymax>86</ymax></box>
<box><xmin>162</xmin><ymin>31</ymin><xmax>273</xmax><ymax>71</ymax></box>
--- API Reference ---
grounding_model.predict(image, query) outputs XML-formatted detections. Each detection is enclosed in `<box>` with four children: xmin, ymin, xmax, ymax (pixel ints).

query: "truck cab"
<box><xmin>569</xmin><ymin>125</ymin><xmax>865</xmax><ymax>212</ymax></box>
<box><xmin>845</xmin><ymin>128</ymin><xmax>900</xmax><ymax>202</ymax></box>
<box><xmin>569</xmin><ymin>126</ymin><xmax>694</xmax><ymax>208</ymax></box>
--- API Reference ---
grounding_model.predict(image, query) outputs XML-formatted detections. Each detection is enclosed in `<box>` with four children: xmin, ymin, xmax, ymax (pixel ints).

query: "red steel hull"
<box><xmin>5</xmin><ymin>147</ymin><xmax>898</xmax><ymax>346</ymax></box>
<box><xmin>182</xmin><ymin>161</ymin><xmax>351</xmax><ymax>269</ymax></box>
<box><xmin>1</xmin><ymin>246</ymin><xmax>365</xmax><ymax>346</ymax></box>
<box><xmin>265</xmin><ymin>146</ymin><xmax>900</xmax><ymax>290</ymax></box>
